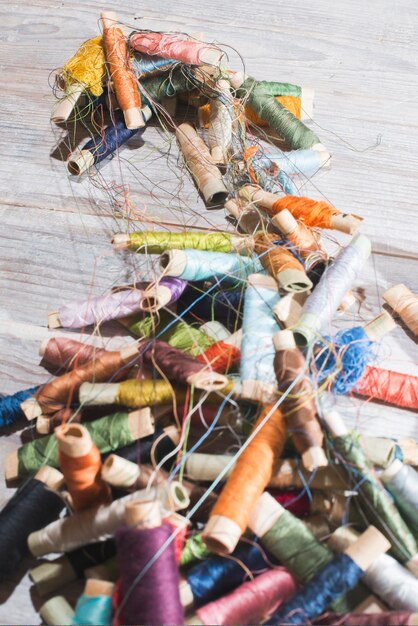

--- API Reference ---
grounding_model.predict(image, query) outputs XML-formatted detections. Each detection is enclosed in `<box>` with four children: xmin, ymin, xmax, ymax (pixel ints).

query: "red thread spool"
<box><xmin>355</xmin><ymin>366</ymin><xmax>418</xmax><ymax>410</ymax></box>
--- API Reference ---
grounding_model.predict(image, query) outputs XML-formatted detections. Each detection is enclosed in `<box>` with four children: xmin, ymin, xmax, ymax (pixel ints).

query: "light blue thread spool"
<box><xmin>293</xmin><ymin>233</ymin><xmax>371</xmax><ymax>347</ymax></box>
<box><xmin>381</xmin><ymin>460</ymin><xmax>418</xmax><ymax>535</ymax></box>
<box><xmin>72</xmin><ymin>593</ymin><xmax>113</xmax><ymax>626</ymax></box>
<box><xmin>257</xmin><ymin>149</ymin><xmax>329</xmax><ymax>178</ymax></box>
<box><xmin>240</xmin><ymin>275</ymin><xmax>280</xmax><ymax>402</ymax></box>
<box><xmin>160</xmin><ymin>249</ymin><xmax>263</xmax><ymax>284</ymax></box>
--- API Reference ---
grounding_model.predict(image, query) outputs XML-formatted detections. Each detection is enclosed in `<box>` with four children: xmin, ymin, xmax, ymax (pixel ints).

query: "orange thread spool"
<box><xmin>203</xmin><ymin>403</ymin><xmax>286</xmax><ymax>553</ymax></box>
<box><xmin>198</xmin><ymin>96</ymin><xmax>301</xmax><ymax>129</ymax></box>
<box><xmin>56</xmin><ymin>423</ymin><xmax>111</xmax><ymax>511</ymax></box>
<box><xmin>253</xmin><ymin>233</ymin><xmax>312</xmax><ymax>293</ymax></box>
<box><xmin>355</xmin><ymin>366</ymin><xmax>418</xmax><ymax>410</ymax></box>
<box><xmin>101</xmin><ymin>12</ymin><xmax>143</xmax><ymax>129</ymax></box>
<box><xmin>196</xmin><ymin>341</ymin><xmax>241</xmax><ymax>373</ymax></box>
<box><xmin>272</xmin><ymin>209</ymin><xmax>323</xmax><ymax>259</ymax></box>
<box><xmin>270</xmin><ymin>196</ymin><xmax>339</xmax><ymax>229</ymax></box>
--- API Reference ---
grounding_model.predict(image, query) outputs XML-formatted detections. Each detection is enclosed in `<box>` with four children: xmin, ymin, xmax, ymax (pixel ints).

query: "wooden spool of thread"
<box><xmin>115</xmin><ymin>499</ymin><xmax>184</xmax><ymax>625</ymax></box>
<box><xmin>72</xmin><ymin>579</ymin><xmax>114</xmax><ymax>626</ymax></box>
<box><xmin>273</xmin><ymin>208</ymin><xmax>325</xmax><ymax>259</ymax></box>
<box><xmin>6</xmin><ymin>408</ymin><xmax>153</xmax><ymax>483</ymax></box>
<box><xmin>240</xmin><ymin>274</ymin><xmax>280</xmax><ymax>402</ymax></box>
<box><xmin>175</xmin><ymin>123</ymin><xmax>228</xmax><ymax>205</ymax></box>
<box><xmin>20</xmin><ymin>343</ymin><xmax>141</xmax><ymax>419</ymax></box>
<box><xmin>78</xmin><ymin>378</ymin><xmax>184</xmax><ymax>409</ymax></box>
<box><xmin>39</xmin><ymin>596</ymin><xmax>75</xmax><ymax>626</ymax></box>
<box><xmin>270</xmin><ymin>526</ymin><xmax>390</xmax><ymax>624</ymax></box>
<box><xmin>39</xmin><ymin>336</ymin><xmax>106</xmax><ymax>373</ymax></box>
<box><xmin>101</xmin><ymin>454</ymin><xmax>191</xmax><ymax>513</ymax></box>
<box><xmin>56</xmin><ymin>423</ymin><xmax>111</xmax><ymax>511</ymax></box>
<box><xmin>27</xmin><ymin>489</ymin><xmax>153</xmax><ymax>556</ymax></box>
<box><xmin>0</xmin><ymin>466</ymin><xmax>64</xmax><ymax>581</ymax></box>
<box><xmin>208</xmin><ymin>77</ymin><xmax>232</xmax><ymax>163</ymax></box>
<box><xmin>273</xmin><ymin>329</ymin><xmax>327</xmax><ymax>471</ymax></box>
<box><xmin>51</xmin><ymin>36</ymin><xmax>105</xmax><ymax>124</ymax></box>
<box><xmin>383</xmin><ymin>284</ymin><xmax>418</xmax><ymax>336</ymax></box>
<box><xmin>100</xmin><ymin>12</ymin><xmax>143</xmax><ymax>129</ymax></box>
<box><xmin>253</xmin><ymin>232</ymin><xmax>313</xmax><ymax>293</ymax></box>
<box><xmin>328</xmin><ymin>526</ymin><xmax>418</xmax><ymax>611</ymax></box>
<box><xmin>203</xmin><ymin>403</ymin><xmax>286</xmax><ymax>554</ymax></box>
<box><xmin>238</xmin><ymin>185</ymin><xmax>363</xmax><ymax>234</ymax></box>
<box><xmin>355</xmin><ymin>366</ymin><xmax>418</xmax><ymax>410</ymax></box>
<box><xmin>30</xmin><ymin>539</ymin><xmax>116</xmax><ymax>597</ymax></box>
<box><xmin>324</xmin><ymin>410</ymin><xmax>418</xmax><ymax>569</ymax></box>
<box><xmin>225</xmin><ymin>197</ymin><xmax>272</xmax><ymax>235</ymax></box>
<box><xmin>273</xmin><ymin>292</ymin><xmax>307</xmax><ymax>328</ymax></box>
<box><xmin>159</xmin><ymin>248</ymin><xmax>262</xmax><ymax>283</ymax></box>
<box><xmin>112</xmin><ymin>229</ymin><xmax>250</xmax><ymax>254</ymax></box>
<box><xmin>139</xmin><ymin>338</ymin><xmax>229</xmax><ymax>391</ymax></box>
<box><xmin>185</xmin><ymin>453</ymin><xmax>347</xmax><ymax>490</ymax></box>
<box><xmin>130</xmin><ymin>31</ymin><xmax>222</xmax><ymax>66</ymax></box>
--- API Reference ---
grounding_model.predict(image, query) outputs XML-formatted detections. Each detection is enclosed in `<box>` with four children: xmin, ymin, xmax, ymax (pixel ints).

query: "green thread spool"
<box><xmin>140</xmin><ymin>68</ymin><xmax>196</xmax><ymax>106</ymax></box>
<box><xmin>324</xmin><ymin>412</ymin><xmax>418</xmax><ymax>565</ymax></box>
<box><xmin>125</xmin><ymin>310</ymin><xmax>214</xmax><ymax>356</ymax></box>
<box><xmin>180</xmin><ymin>533</ymin><xmax>211</xmax><ymax>568</ymax></box>
<box><xmin>250</xmin><ymin>494</ymin><xmax>333</xmax><ymax>583</ymax></box>
<box><xmin>236</xmin><ymin>76</ymin><xmax>320</xmax><ymax>149</ymax></box>
<box><xmin>14</xmin><ymin>410</ymin><xmax>150</xmax><ymax>480</ymax></box>
<box><xmin>116</xmin><ymin>379</ymin><xmax>181</xmax><ymax>408</ymax></box>
<box><xmin>114</xmin><ymin>231</ymin><xmax>250</xmax><ymax>255</ymax></box>
<box><xmin>253</xmin><ymin>80</ymin><xmax>302</xmax><ymax>98</ymax></box>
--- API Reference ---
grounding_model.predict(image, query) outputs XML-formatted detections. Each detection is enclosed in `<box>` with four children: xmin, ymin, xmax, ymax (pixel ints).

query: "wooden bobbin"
<box><xmin>224</xmin><ymin>198</ymin><xmax>270</xmax><ymax>235</ymax></box>
<box><xmin>248</xmin><ymin>491</ymin><xmax>286</xmax><ymax>538</ymax></box>
<box><xmin>35</xmin><ymin>465</ymin><xmax>65</xmax><ymax>490</ymax></box>
<box><xmin>39</xmin><ymin>596</ymin><xmax>75</xmax><ymax>626</ymax></box>
<box><xmin>175</xmin><ymin>122</ymin><xmax>228</xmax><ymax>205</ymax></box>
<box><xmin>125</xmin><ymin>498</ymin><xmax>162</xmax><ymax>529</ymax></box>
<box><xmin>159</xmin><ymin>249</ymin><xmax>187</xmax><ymax>277</ymax></box>
<box><xmin>383</xmin><ymin>283</ymin><xmax>418</xmax><ymax>335</ymax></box>
<box><xmin>30</xmin><ymin>556</ymin><xmax>78</xmax><ymax>597</ymax></box>
<box><xmin>101</xmin><ymin>454</ymin><xmax>141</xmax><ymax>488</ymax></box>
<box><xmin>363</xmin><ymin>310</ymin><xmax>396</xmax><ymax>341</ymax></box>
<box><xmin>51</xmin><ymin>83</ymin><xmax>85</xmax><ymax>124</ymax></box>
<box><xmin>84</xmin><ymin>578</ymin><xmax>114</xmax><ymax>597</ymax></box>
<box><xmin>344</xmin><ymin>526</ymin><xmax>390</xmax><ymax>572</ymax></box>
<box><xmin>273</xmin><ymin>292</ymin><xmax>308</xmax><ymax>328</ymax></box>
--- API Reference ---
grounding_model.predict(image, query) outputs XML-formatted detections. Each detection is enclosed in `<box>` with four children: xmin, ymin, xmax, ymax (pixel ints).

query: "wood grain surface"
<box><xmin>0</xmin><ymin>0</ymin><xmax>417</xmax><ymax>622</ymax></box>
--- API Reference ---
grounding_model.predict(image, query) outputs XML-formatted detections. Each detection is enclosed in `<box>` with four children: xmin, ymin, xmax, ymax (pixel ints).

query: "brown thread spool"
<box><xmin>253</xmin><ymin>232</ymin><xmax>313</xmax><ymax>293</ymax></box>
<box><xmin>21</xmin><ymin>343</ymin><xmax>140</xmax><ymax>419</ymax></box>
<box><xmin>224</xmin><ymin>198</ymin><xmax>272</xmax><ymax>235</ymax></box>
<box><xmin>273</xmin><ymin>330</ymin><xmax>327</xmax><ymax>471</ymax></box>
<box><xmin>140</xmin><ymin>339</ymin><xmax>228</xmax><ymax>391</ymax></box>
<box><xmin>39</xmin><ymin>337</ymin><xmax>106</xmax><ymax>373</ymax></box>
<box><xmin>175</xmin><ymin>122</ymin><xmax>228</xmax><ymax>205</ymax></box>
<box><xmin>383</xmin><ymin>284</ymin><xmax>418</xmax><ymax>336</ymax></box>
<box><xmin>56</xmin><ymin>423</ymin><xmax>111</xmax><ymax>512</ymax></box>
<box><xmin>100</xmin><ymin>12</ymin><xmax>143</xmax><ymax>129</ymax></box>
<box><xmin>203</xmin><ymin>403</ymin><xmax>286</xmax><ymax>554</ymax></box>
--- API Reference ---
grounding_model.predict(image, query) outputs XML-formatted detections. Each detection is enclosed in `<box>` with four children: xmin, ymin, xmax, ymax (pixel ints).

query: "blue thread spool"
<box><xmin>240</xmin><ymin>274</ymin><xmax>280</xmax><ymax>402</ymax></box>
<box><xmin>0</xmin><ymin>385</ymin><xmax>39</xmax><ymax>429</ymax></box>
<box><xmin>72</xmin><ymin>580</ymin><xmax>114</xmax><ymax>626</ymax></box>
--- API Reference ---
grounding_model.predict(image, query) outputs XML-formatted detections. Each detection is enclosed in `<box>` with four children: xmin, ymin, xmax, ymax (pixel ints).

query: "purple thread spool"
<box><xmin>52</xmin><ymin>288</ymin><xmax>144</xmax><ymax>329</ymax></box>
<box><xmin>140</xmin><ymin>277</ymin><xmax>187</xmax><ymax>312</ymax></box>
<box><xmin>115</xmin><ymin>522</ymin><xmax>184</xmax><ymax>625</ymax></box>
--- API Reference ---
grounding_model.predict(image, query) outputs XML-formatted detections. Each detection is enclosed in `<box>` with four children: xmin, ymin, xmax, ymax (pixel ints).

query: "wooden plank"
<box><xmin>0</xmin><ymin>0</ymin><xmax>417</xmax><ymax>622</ymax></box>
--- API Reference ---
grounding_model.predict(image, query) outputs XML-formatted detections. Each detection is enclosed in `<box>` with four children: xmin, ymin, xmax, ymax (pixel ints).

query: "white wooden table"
<box><xmin>0</xmin><ymin>0</ymin><xmax>417</xmax><ymax>622</ymax></box>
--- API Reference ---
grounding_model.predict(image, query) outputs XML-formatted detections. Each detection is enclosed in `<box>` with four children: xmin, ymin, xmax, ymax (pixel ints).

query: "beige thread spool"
<box><xmin>383</xmin><ymin>284</ymin><xmax>418</xmax><ymax>336</ymax></box>
<box><xmin>208</xmin><ymin>77</ymin><xmax>232</xmax><ymax>164</ymax></box>
<box><xmin>39</xmin><ymin>596</ymin><xmax>75</xmax><ymax>626</ymax></box>
<box><xmin>176</xmin><ymin>123</ymin><xmax>228</xmax><ymax>204</ymax></box>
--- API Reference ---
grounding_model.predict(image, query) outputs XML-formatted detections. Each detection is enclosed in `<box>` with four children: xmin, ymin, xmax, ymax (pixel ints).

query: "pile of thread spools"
<box><xmin>2</xmin><ymin>10</ymin><xmax>418</xmax><ymax>626</ymax></box>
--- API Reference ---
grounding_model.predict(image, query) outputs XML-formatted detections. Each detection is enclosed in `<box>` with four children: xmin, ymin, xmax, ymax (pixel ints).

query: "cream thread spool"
<box><xmin>273</xmin><ymin>292</ymin><xmax>308</xmax><ymax>327</ymax></box>
<box><xmin>383</xmin><ymin>284</ymin><xmax>418</xmax><ymax>336</ymax></box>
<box><xmin>175</xmin><ymin>122</ymin><xmax>228</xmax><ymax>205</ymax></box>
<box><xmin>224</xmin><ymin>198</ymin><xmax>272</xmax><ymax>235</ymax></box>
<box><xmin>208</xmin><ymin>77</ymin><xmax>232</xmax><ymax>164</ymax></box>
<box><xmin>39</xmin><ymin>596</ymin><xmax>75</xmax><ymax>626</ymax></box>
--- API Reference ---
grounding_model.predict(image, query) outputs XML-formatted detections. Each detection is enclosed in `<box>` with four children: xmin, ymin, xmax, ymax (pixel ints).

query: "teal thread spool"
<box><xmin>159</xmin><ymin>249</ymin><xmax>263</xmax><ymax>284</ymax></box>
<box><xmin>72</xmin><ymin>579</ymin><xmax>114</xmax><ymax>626</ymax></box>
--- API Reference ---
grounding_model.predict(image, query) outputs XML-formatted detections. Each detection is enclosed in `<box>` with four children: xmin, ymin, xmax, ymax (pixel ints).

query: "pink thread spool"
<box><xmin>130</xmin><ymin>32</ymin><xmax>222</xmax><ymax>66</ymax></box>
